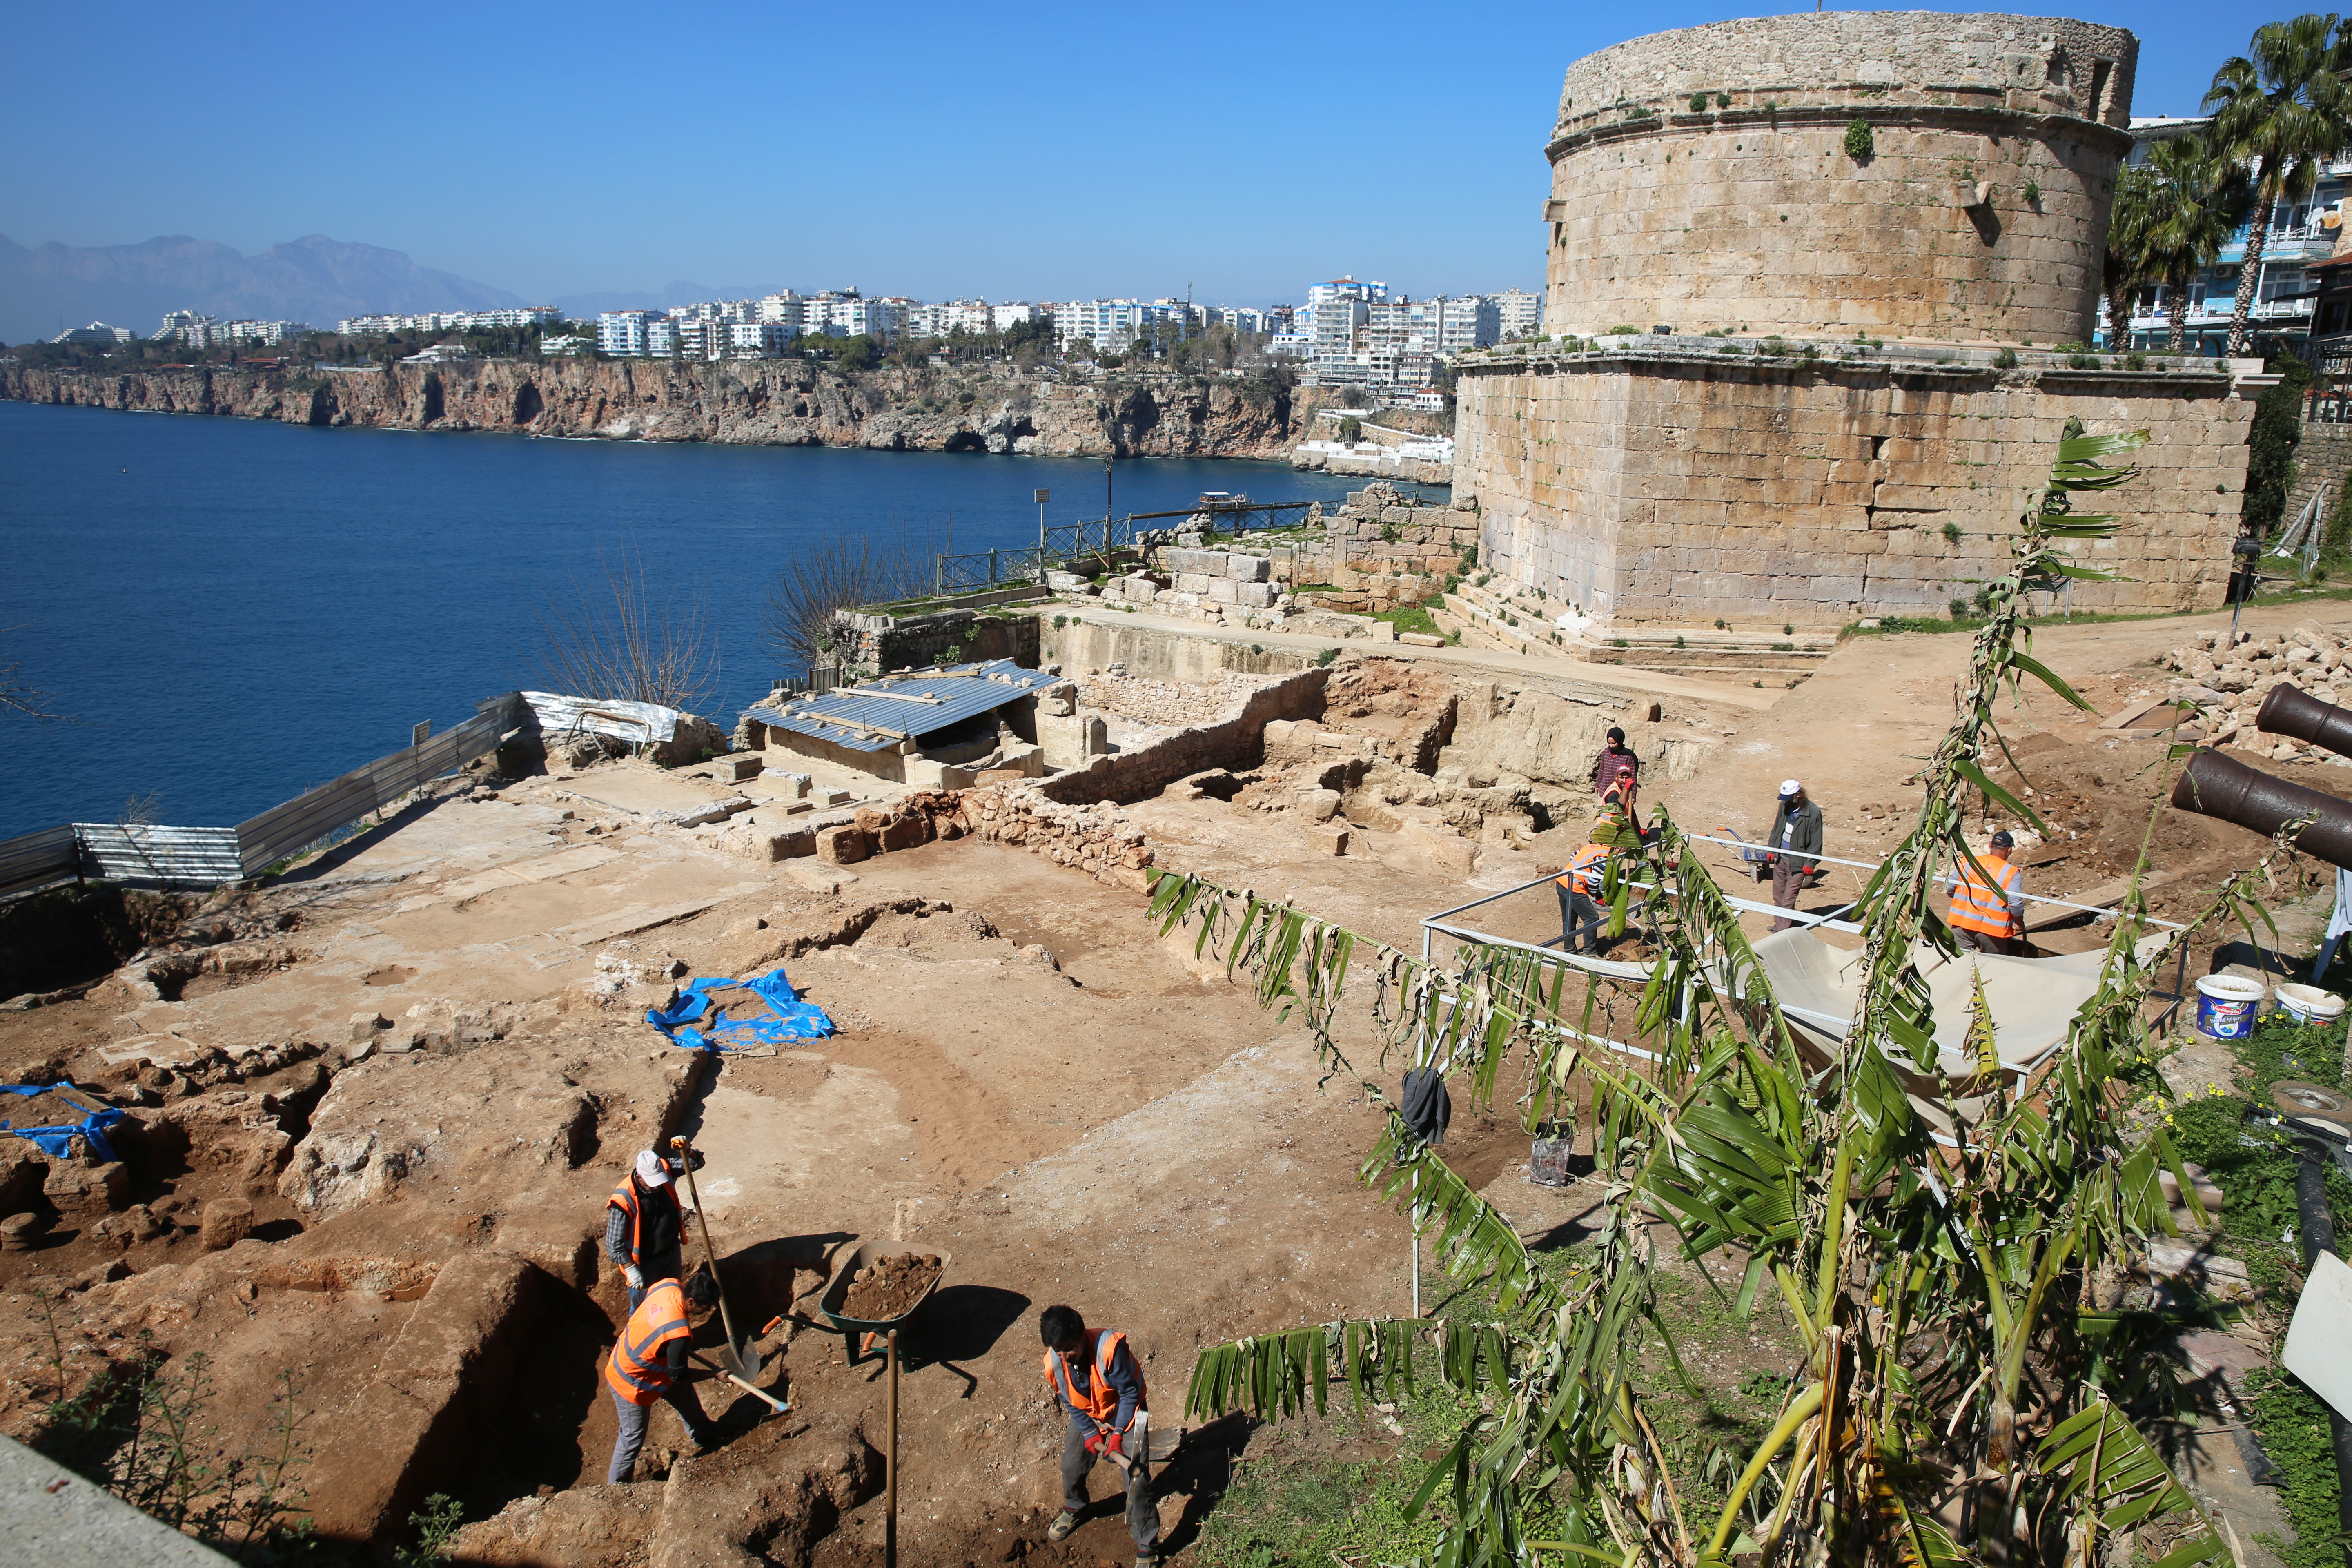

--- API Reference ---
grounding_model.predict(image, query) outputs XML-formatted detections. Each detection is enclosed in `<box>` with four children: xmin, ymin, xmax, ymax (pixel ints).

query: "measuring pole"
<box><xmin>885</xmin><ymin>1330</ymin><xmax>900</xmax><ymax>1568</ymax></box>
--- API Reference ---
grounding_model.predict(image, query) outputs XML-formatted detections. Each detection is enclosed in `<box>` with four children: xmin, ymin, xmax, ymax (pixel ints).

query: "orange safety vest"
<box><xmin>1557</xmin><ymin>842</ymin><xmax>1610</xmax><ymax>896</ymax></box>
<box><xmin>605</xmin><ymin>1278</ymin><xmax>693</xmax><ymax>1405</ymax></box>
<box><xmin>1948</xmin><ymin>856</ymin><xmax>2022</xmax><ymax>938</ymax></box>
<box><xmin>1043</xmin><ymin>1330</ymin><xmax>1147</xmax><ymax>1430</ymax></box>
<box><xmin>607</xmin><ymin>1175</ymin><xmax>682</xmax><ymax>1268</ymax></box>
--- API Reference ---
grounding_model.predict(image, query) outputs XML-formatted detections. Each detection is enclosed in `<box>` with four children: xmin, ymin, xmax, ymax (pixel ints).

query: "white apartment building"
<box><xmin>1054</xmin><ymin>298</ymin><xmax>1180</xmax><ymax>353</ymax></box>
<box><xmin>990</xmin><ymin>302</ymin><xmax>1041</xmax><ymax>332</ymax></box>
<box><xmin>337</xmin><ymin>306</ymin><xmax>559</xmax><ymax>335</ymax></box>
<box><xmin>154</xmin><ymin>310</ymin><xmax>221</xmax><ymax>347</ymax></box>
<box><xmin>801</xmin><ymin>291</ymin><xmax>886</xmax><ymax>339</ymax></box>
<box><xmin>727</xmin><ymin>321</ymin><xmax>793</xmax><ymax>356</ymax></box>
<box><xmin>50</xmin><ymin>321</ymin><xmax>137</xmax><ymax>345</ymax></box>
<box><xmin>541</xmin><ymin>335</ymin><xmax>592</xmax><ymax>355</ymax></box>
<box><xmin>1490</xmin><ymin>287</ymin><xmax>1541</xmax><ymax>341</ymax></box>
<box><xmin>225</xmin><ymin>319</ymin><xmax>312</xmax><ymax>345</ymax></box>
<box><xmin>646</xmin><ymin>316</ymin><xmax>679</xmax><ymax>356</ymax></box>
<box><xmin>758</xmin><ymin>293</ymin><xmax>807</xmax><ymax>333</ymax></box>
<box><xmin>598</xmin><ymin>310</ymin><xmax>654</xmax><ymax>355</ymax></box>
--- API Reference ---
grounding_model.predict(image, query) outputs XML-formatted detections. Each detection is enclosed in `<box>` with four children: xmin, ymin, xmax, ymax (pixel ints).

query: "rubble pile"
<box><xmin>2158</xmin><ymin>625</ymin><xmax>2352</xmax><ymax>763</ymax></box>
<box><xmin>1075</xmin><ymin>670</ymin><xmax>1257</xmax><ymax>728</ymax></box>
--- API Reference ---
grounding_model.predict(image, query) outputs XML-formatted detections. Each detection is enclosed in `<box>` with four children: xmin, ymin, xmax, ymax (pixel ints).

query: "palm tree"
<box><xmin>2101</xmin><ymin>162</ymin><xmax>2160</xmax><ymax>350</ymax></box>
<box><xmin>2142</xmin><ymin>131</ymin><xmax>2256</xmax><ymax>352</ymax></box>
<box><xmin>2204</xmin><ymin>13</ymin><xmax>2352</xmax><ymax>356</ymax></box>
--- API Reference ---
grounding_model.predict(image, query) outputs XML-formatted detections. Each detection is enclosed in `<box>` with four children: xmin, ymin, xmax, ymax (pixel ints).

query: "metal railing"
<box><xmin>0</xmin><ymin>693</ymin><xmax>523</xmax><ymax>902</ymax></box>
<box><xmin>932</xmin><ymin>500</ymin><xmax>1327</xmax><ymax>592</ymax></box>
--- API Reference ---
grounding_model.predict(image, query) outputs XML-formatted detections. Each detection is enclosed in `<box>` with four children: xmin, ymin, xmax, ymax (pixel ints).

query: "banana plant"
<box><xmin>1149</xmin><ymin>429</ymin><xmax>2270</xmax><ymax>1566</ymax></box>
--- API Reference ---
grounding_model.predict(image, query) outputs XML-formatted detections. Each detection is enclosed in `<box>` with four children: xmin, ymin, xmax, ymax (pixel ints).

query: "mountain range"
<box><xmin>0</xmin><ymin>234</ymin><xmax>528</xmax><ymax>345</ymax></box>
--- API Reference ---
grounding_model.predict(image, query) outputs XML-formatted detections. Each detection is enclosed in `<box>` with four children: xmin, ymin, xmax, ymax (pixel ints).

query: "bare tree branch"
<box><xmin>531</xmin><ymin>546</ymin><xmax>719</xmax><ymax>712</ymax></box>
<box><xmin>0</xmin><ymin>626</ymin><xmax>73</xmax><ymax>722</ymax></box>
<box><xmin>762</xmin><ymin>514</ymin><xmax>939</xmax><ymax>676</ymax></box>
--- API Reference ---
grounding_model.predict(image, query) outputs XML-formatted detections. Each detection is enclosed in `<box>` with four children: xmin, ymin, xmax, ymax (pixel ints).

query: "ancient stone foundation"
<box><xmin>1456</xmin><ymin>348</ymin><xmax>2252</xmax><ymax>628</ymax></box>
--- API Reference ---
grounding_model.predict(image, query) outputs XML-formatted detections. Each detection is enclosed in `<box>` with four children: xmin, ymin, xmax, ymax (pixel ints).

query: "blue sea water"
<box><xmin>0</xmin><ymin>402</ymin><xmax>1380</xmax><ymax>837</ymax></box>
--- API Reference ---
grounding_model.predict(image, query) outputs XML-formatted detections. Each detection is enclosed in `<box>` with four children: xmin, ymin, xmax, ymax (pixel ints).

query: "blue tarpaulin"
<box><xmin>645</xmin><ymin>969</ymin><xmax>834</xmax><ymax>1052</ymax></box>
<box><xmin>1</xmin><ymin>1084</ymin><xmax>125</xmax><ymax>1163</ymax></box>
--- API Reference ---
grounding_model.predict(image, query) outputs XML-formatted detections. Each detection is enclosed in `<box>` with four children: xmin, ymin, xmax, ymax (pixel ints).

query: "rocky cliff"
<box><xmin>0</xmin><ymin>358</ymin><xmax>1305</xmax><ymax>459</ymax></box>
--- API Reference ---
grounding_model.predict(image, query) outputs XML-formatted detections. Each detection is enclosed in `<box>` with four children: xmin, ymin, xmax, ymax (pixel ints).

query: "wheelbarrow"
<box><xmin>816</xmin><ymin>1240</ymin><xmax>952</xmax><ymax>1367</ymax></box>
<box><xmin>815</xmin><ymin>1241</ymin><xmax>951</xmax><ymax>1568</ymax></box>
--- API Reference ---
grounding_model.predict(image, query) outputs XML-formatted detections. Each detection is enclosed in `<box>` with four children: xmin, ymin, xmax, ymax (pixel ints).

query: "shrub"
<box><xmin>2023</xmin><ymin>179</ymin><xmax>2041</xmax><ymax>204</ymax></box>
<box><xmin>1716</xmin><ymin>91</ymin><xmax>1731</xmax><ymax>108</ymax></box>
<box><xmin>1782</xmin><ymin>622</ymin><xmax>1793</xmax><ymax>635</ymax></box>
<box><xmin>2126</xmin><ymin>352</ymin><xmax>2147</xmax><ymax>370</ymax></box>
<box><xmin>1941</xmin><ymin>520</ymin><xmax>1964</xmax><ymax>545</ymax></box>
<box><xmin>1688</xmin><ymin>91</ymin><xmax>1709</xmax><ymax>112</ymax></box>
<box><xmin>1843</xmin><ymin>118</ymin><xmax>1875</xmax><ymax>160</ymax></box>
<box><xmin>1605</xmin><ymin>324</ymin><xmax>1642</xmax><ymax>336</ymax></box>
<box><xmin>1993</xmin><ymin>348</ymin><xmax>2019</xmax><ymax>370</ymax></box>
<box><xmin>2067</xmin><ymin>353</ymin><xmax>2098</xmax><ymax>370</ymax></box>
<box><xmin>1714</xmin><ymin>618</ymin><xmax>1727</xmax><ymax>630</ymax></box>
<box><xmin>1313</xmin><ymin>646</ymin><xmax>1341</xmax><ymax>667</ymax></box>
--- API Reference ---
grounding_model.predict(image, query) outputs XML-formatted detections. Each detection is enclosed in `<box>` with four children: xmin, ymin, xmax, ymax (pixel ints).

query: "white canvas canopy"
<box><xmin>1740</xmin><ymin>928</ymin><xmax>2177</xmax><ymax>1077</ymax></box>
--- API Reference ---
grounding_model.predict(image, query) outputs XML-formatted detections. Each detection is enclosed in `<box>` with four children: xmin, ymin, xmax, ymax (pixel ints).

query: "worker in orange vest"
<box><xmin>1557</xmin><ymin>815</ymin><xmax>1624</xmax><ymax>954</ymax></box>
<box><xmin>604</xmin><ymin>1267</ymin><xmax>722</xmax><ymax>1483</ymax></box>
<box><xmin>607</xmin><ymin>1147</ymin><xmax>698</xmax><ymax>1311</ymax></box>
<box><xmin>1946</xmin><ymin>830</ymin><xmax>2027</xmax><ymax>956</ymax></box>
<box><xmin>1040</xmin><ymin>1303</ymin><xmax>1158</xmax><ymax>1566</ymax></box>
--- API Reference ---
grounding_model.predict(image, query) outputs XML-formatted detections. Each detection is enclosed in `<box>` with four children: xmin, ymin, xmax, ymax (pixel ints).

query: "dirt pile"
<box><xmin>840</xmin><ymin>1252</ymin><xmax>941</xmax><ymax>1321</ymax></box>
<box><xmin>2157</xmin><ymin>624</ymin><xmax>2352</xmax><ymax>762</ymax></box>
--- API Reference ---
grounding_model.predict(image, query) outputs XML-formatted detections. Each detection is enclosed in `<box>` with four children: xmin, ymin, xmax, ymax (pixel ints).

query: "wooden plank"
<box><xmin>2023</xmin><ymin>869</ymin><xmax>2181</xmax><ymax>931</ymax></box>
<box><xmin>834</xmin><ymin>686</ymin><xmax>947</xmax><ymax>705</ymax></box>
<box><xmin>2100</xmin><ymin>697</ymin><xmax>2172</xmax><ymax>731</ymax></box>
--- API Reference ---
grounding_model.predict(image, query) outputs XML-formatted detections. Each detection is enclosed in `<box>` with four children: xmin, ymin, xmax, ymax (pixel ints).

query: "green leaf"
<box><xmin>1951</xmin><ymin>757</ymin><xmax>2050</xmax><ymax>834</ymax></box>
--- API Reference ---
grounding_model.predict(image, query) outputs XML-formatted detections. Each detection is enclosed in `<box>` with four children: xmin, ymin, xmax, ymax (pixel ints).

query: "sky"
<box><xmin>2</xmin><ymin>0</ymin><xmax>2239</xmax><ymax>309</ymax></box>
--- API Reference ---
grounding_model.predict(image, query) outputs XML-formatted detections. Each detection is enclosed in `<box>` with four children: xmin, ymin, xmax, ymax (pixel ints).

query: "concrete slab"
<box><xmin>1</xmin><ymin>1433</ymin><xmax>235</xmax><ymax>1566</ymax></box>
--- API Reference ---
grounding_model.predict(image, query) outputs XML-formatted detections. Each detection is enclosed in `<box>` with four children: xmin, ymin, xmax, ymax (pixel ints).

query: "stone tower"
<box><xmin>1454</xmin><ymin>11</ymin><xmax>2255</xmax><ymax>635</ymax></box>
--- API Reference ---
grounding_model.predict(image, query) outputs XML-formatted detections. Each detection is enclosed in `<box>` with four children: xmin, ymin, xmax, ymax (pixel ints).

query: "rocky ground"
<box><xmin>2</xmin><ymin>595</ymin><xmax>2347</xmax><ymax>1563</ymax></box>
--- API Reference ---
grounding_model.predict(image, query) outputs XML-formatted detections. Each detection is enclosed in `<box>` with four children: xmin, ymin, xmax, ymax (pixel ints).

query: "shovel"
<box><xmin>669</xmin><ymin>1134</ymin><xmax>761</xmax><ymax>1384</ymax></box>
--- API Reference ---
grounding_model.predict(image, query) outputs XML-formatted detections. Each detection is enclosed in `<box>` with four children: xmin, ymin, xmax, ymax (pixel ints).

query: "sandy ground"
<box><xmin>0</xmin><ymin>597</ymin><xmax>2343</xmax><ymax>1563</ymax></box>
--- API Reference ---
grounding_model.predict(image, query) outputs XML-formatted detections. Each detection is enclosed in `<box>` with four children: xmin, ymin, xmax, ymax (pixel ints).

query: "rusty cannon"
<box><xmin>2169</xmin><ymin>688</ymin><xmax>2352</xmax><ymax>868</ymax></box>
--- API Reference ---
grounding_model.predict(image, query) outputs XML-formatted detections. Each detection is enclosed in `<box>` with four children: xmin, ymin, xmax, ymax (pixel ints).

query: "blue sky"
<box><xmin>2</xmin><ymin>0</ymin><xmax>2244</xmax><ymax>307</ymax></box>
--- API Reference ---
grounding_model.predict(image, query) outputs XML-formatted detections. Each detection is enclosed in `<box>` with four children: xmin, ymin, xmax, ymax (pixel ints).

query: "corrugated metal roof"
<box><xmin>747</xmin><ymin>659</ymin><xmax>1058</xmax><ymax>754</ymax></box>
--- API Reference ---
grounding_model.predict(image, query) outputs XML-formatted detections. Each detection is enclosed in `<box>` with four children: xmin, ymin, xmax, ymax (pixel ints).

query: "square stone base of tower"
<box><xmin>1452</xmin><ymin>344</ymin><xmax>2254</xmax><ymax>633</ymax></box>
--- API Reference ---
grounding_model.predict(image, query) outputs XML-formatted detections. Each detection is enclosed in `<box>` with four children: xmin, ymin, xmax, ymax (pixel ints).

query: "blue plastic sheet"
<box><xmin>645</xmin><ymin>969</ymin><xmax>834</xmax><ymax>1053</ymax></box>
<box><xmin>0</xmin><ymin>1084</ymin><xmax>125</xmax><ymax>1163</ymax></box>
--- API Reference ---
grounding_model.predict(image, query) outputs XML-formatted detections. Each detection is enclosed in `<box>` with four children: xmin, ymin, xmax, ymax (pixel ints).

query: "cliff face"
<box><xmin>0</xmin><ymin>358</ymin><xmax>1304</xmax><ymax>459</ymax></box>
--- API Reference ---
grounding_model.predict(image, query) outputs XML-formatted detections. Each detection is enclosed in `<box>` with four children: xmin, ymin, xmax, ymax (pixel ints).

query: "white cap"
<box><xmin>636</xmin><ymin>1149</ymin><xmax>671</xmax><ymax>1187</ymax></box>
<box><xmin>1779</xmin><ymin>779</ymin><xmax>1803</xmax><ymax>798</ymax></box>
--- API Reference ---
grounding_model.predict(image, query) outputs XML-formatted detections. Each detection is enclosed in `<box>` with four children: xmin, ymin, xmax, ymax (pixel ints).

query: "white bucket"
<box><xmin>2195</xmin><ymin>973</ymin><xmax>2267</xmax><ymax>1039</ymax></box>
<box><xmin>2276</xmin><ymin>982</ymin><xmax>2348</xmax><ymax>1026</ymax></box>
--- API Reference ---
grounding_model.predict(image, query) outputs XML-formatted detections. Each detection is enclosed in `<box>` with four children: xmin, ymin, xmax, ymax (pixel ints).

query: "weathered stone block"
<box><xmin>1227</xmin><ymin>554</ymin><xmax>1271</xmax><ymax>581</ymax></box>
<box><xmin>1234</xmin><ymin>581</ymin><xmax>1277</xmax><ymax>608</ymax></box>
<box><xmin>816</xmin><ymin>825</ymin><xmax>872</xmax><ymax>865</ymax></box>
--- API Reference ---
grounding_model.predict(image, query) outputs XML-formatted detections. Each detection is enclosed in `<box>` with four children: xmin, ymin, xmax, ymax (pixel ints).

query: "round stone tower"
<box><xmin>1543</xmin><ymin>12</ymin><xmax>2137</xmax><ymax>343</ymax></box>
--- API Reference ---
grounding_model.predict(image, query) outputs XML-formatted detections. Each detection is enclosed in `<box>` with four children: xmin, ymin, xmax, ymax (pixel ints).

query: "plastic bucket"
<box><xmin>1528</xmin><ymin>1119</ymin><xmax>1577</xmax><ymax>1188</ymax></box>
<box><xmin>2194</xmin><ymin>973</ymin><xmax>2267</xmax><ymax>1039</ymax></box>
<box><xmin>2275</xmin><ymin>982</ymin><xmax>2348</xmax><ymax>1027</ymax></box>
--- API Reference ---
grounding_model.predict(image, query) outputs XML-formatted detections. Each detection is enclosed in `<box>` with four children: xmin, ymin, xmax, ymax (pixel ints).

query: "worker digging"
<box><xmin>606</xmin><ymin>1145</ymin><xmax>697</xmax><ymax>1311</ymax></box>
<box><xmin>1041</xmin><ymin>1303</ymin><xmax>1160</xmax><ymax>1566</ymax></box>
<box><xmin>603</xmin><ymin>1267</ymin><xmax>723</xmax><ymax>1483</ymax></box>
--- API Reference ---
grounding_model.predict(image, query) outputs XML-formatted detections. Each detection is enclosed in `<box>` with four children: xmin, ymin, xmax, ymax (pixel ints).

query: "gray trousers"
<box><xmin>1558</xmin><ymin>884</ymin><xmax>1599</xmax><ymax>953</ymax></box>
<box><xmin>607</xmin><ymin>1382</ymin><xmax>712</xmax><ymax>1483</ymax></box>
<box><xmin>1062</xmin><ymin>1412</ymin><xmax>1157</xmax><ymax>1555</ymax></box>
<box><xmin>1954</xmin><ymin>924</ymin><xmax>2021</xmax><ymax>958</ymax></box>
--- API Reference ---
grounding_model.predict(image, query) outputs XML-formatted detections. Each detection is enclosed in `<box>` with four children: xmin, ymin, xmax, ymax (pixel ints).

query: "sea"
<box><xmin>0</xmin><ymin>402</ymin><xmax>1391</xmax><ymax>839</ymax></box>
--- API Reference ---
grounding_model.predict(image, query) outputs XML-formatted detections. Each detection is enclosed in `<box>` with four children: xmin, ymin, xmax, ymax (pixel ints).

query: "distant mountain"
<box><xmin>0</xmin><ymin>234</ymin><xmax>529</xmax><ymax>344</ymax></box>
<box><xmin>552</xmin><ymin>281</ymin><xmax>782</xmax><ymax>318</ymax></box>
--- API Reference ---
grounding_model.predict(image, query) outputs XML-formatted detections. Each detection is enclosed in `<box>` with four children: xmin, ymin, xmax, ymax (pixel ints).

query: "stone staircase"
<box><xmin>1430</xmin><ymin>576</ymin><xmax>1834</xmax><ymax>688</ymax></box>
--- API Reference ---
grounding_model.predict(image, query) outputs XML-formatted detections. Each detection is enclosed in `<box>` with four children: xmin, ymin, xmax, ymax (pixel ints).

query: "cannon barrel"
<box><xmin>2171</xmin><ymin>748</ymin><xmax>2352</xmax><ymax>869</ymax></box>
<box><xmin>2258</xmin><ymin>685</ymin><xmax>2352</xmax><ymax>760</ymax></box>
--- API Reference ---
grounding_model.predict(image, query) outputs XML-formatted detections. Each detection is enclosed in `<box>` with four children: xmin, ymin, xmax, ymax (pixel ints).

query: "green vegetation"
<box><xmin>1843</xmin><ymin>118</ymin><xmax>1875</xmax><ymax>160</ymax></box>
<box><xmin>1993</xmin><ymin>348</ymin><xmax>2020</xmax><ymax>369</ymax></box>
<box><xmin>1689</xmin><ymin>91</ymin><xmax>1710</xmax><ymax>112</ymax></box>
<box><xmin>30</xmin><ymin>1308</ymin><xmax>316</xmax><ymax>1562</ymax></box>
<box><xmin>1716</xmin><ymin>91</ymin><xmax>1731</xmax><ymax>108</ymax></box>
<box><xmin>1312</xmin><ymin>646</ymin><xmax>1341</xmax><ymax>667</ymax></box>
<box><xmin>2245</xmin><ymin>354</ymin><xmax>2314</xmax><ymax>538</ymax></box>
<box><xmin>400</xmin><ymin>1494</ymin><xmax>466</xmax><ymax>1566</ymax></box>
<box><xmin>2248</xmin><ymin>1368</ymin><xmax>2345</xmax><ymax>1568</ymax></box>
<box><xmin>1374</xmin><ymin>598</ymin><xmax>1443</xmax><ymax>638</ymax></box>
<box><xmin>2024</xmin><ymin>179</ymin><xmax>2041</xmax><ymax>204</ymax></box>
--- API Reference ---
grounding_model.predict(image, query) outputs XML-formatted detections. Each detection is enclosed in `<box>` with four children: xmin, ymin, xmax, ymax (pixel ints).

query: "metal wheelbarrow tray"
<box><xmin>817</xmin><ymin>1241</ymin><xmax>952</xmax><ymax>1366</ymax></box>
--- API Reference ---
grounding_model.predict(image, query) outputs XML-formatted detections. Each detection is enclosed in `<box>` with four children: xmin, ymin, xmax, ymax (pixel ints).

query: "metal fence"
<box><xmin>0</xmin><ymin>693</ymin><xmax>523</xmax><ymax>903</ymax></box>
<box><xmin>933</xmin><ymin>501</ymin><xmax>1321</xmax><ymax>592</ymax></box>
<box><xmin>771</xmin><ymin>666</ymin><xmax>844</xmax><ymax>699</ymax></box>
